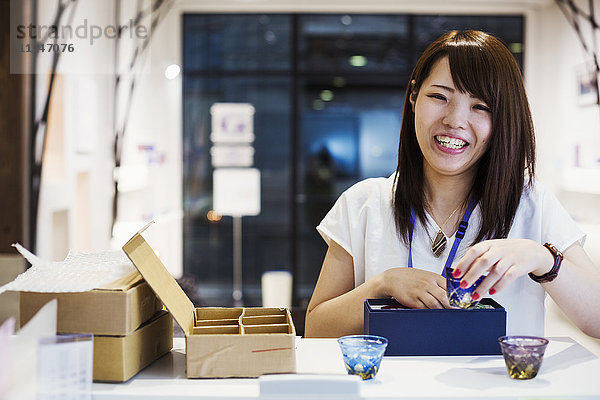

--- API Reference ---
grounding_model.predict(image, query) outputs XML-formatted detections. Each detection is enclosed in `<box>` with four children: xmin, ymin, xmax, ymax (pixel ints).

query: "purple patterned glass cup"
<box><xmin>499</xmin><ymin>336</ymin><xmax>549</xmax><ymax>379</ymax></box>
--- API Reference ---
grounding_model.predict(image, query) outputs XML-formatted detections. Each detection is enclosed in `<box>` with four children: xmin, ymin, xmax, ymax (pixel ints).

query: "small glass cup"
<box><xmin>445</xmin><ymin>267</ymin><xmax>485</xmax><ymax>309</ymax></box>
<box><xmin>337</xmin><ymin>335</ymin><xmax>388</xmax><ymax>380</ymax></box>
<box><xmin>498</xmin><ymin>336</ymin><xmax>549</xmax><ymax>380</ymax></box>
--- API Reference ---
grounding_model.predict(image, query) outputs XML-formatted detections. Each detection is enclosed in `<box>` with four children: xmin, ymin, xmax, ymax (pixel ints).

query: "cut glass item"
<box><xmin>445</xmin><ymin>267</ymin><xmax>485</xmax><ymax>309</ymax></box>
<box><xmin>499</xmin><ymin>336</ymin><xmax>549</xmax><ymax>380</ymax></box>
<box><xmin>338</xmin><ymin>335</ymin><xmax>388</xmax><ymax>380</ymax></box>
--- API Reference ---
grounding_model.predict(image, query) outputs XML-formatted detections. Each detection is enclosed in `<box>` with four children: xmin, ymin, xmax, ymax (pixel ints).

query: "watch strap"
<box><xmin>529</xmin><ymin>242</ymin><xmax>563</xmax><ymax>283</ymax></box>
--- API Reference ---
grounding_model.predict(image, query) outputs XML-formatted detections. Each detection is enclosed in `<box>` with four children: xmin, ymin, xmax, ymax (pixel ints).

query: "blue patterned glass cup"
<box><xmin>337</xmin><ymin>335</ymin><xmax>388</xmax><ymax>380</ymax></box>
<box><xmin>445</xmin><ymin>267</ymin><xmax>485</xmax><ymax>309</ymax></box>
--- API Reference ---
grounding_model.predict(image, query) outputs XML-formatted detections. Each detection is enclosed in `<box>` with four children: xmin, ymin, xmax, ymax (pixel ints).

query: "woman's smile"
<box><xmin>434</xmin><ymin>135</ymin><xmax>469</xmax><ymax>152</ymax></box>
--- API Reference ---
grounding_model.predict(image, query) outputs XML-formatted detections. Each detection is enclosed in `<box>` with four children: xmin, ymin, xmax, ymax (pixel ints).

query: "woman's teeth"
<box><xmin>435</xmin><ymin>135</ymin><xmax>468</xmax><ymax>149</ymax></box>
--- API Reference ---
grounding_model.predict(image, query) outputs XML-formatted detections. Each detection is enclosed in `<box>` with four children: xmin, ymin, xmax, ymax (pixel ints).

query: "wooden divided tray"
<box><xmin>192</xmin><ymin>307</ymin><xmax>294</xmax><ymax>335</ymax></box>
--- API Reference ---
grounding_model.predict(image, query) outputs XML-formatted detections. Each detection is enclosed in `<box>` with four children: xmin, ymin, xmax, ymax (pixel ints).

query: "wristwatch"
<box><xmin>528</xmin><ymin>242</ymin><xmax>563</xmax><ymax>283</ymax></box>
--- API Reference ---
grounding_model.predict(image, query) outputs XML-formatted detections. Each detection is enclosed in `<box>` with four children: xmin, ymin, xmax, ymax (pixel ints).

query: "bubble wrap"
<box><xmin>0</xmin><ymin>243</ymin><xmax>136</xmax><ymax>294</ymax></box>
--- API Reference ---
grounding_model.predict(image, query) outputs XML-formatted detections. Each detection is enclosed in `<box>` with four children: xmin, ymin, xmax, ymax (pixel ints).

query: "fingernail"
<box><xmin>472</xmin><ymin>292</ymin><xmax>480</xmax><ymax>301</ymax></box>
<box><xmin>452</xmin><ymin>269</ymin><xmax>461</xmax><ymax>278</ymax></box>
<box><xmin>459</xmin><ymin>280</ymin><xmax>468</xmax><ymax>289</ymax></box>
<box><xmin>489</xmin><ymin>288</ymin><xmax>496</xmax><ymax>295</ymax></box>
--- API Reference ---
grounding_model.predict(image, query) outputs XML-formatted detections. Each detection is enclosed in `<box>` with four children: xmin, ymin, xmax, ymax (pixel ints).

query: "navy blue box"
<box><xmin>364</xmin><ymin>298</ymin><xmax>506</xmax><ymax>356</ymax></box>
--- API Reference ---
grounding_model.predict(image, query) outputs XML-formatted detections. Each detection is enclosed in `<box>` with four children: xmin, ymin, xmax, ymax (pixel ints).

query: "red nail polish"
<box><xmin>452</xmin><ymin>269</ymin><xmax>461</xmax><ymax>278</ymax></box>
<box><xmin>472</xmin><ymin>292</ymin><xmax>480</xmax><ymax>301</ymax></box>
<box><xmin>459</xmin><ymin>280</ymin><xmax>468</xmax><ymax>289</ymax></box>
<box><xmin>489</xmin><ymin>288</ymin><xmax>496</xmax><ymax>295</ymax></box>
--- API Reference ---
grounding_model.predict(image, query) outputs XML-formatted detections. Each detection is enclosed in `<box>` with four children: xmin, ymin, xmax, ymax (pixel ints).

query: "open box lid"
<box><xmin>122</xmin><ymin>221</ymin><xmax>195</xmax><ymax>335</ymax></box>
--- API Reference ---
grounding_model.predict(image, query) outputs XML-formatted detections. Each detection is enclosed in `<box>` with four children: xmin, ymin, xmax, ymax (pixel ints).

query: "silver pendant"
<box><xmin>431</xmin><ymin>229</ymin><xmax>447</xmax><ymax>257</ymax></box>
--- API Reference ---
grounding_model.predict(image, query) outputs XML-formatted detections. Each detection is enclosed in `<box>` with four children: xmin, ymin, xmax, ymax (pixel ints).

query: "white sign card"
<box><xmin>210</xmin><ymin>103</ymin><xmax>255</xmax><ymax>143</ymax></box>
<box><xmin>210</xmin><ymin>145</ymin><xmax>255</xmax><ymax>168</ymax></box>
<box><xmin>213</xmin><ymin>168</ymin><xmax>261</xmax><ymax>217</ymax></box>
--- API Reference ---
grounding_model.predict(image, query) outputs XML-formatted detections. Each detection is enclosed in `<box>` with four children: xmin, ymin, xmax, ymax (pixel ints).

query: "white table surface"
<box><xmin>92</xmin><ymin>336</ymin><xmax>600</xmax><ymax>399</ymax></box>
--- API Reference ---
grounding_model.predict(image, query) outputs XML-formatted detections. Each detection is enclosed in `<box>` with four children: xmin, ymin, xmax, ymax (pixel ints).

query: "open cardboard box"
<box><xmin>20</xmin><ymin>271</ymin><xmax>162</xmax><ymax>336</ymax></box>
<box><xmin>122</xmin><ymin>222</ymin><xmax>296</xmax><ymax>378</ymax></box>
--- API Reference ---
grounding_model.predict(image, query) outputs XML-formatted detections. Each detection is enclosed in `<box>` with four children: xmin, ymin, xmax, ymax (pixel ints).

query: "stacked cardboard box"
<box><xmin>20</xmin><ymin>271</ymin><xmax>173</xmax><ymax>382</ymax></box>
<box><xmin>0</xmin><ymin>254</ymin><xmax>25</xmax><ymax>326</ymax></box>
<box><xmin>123</xmin><ymin>224</ymin><xmax>296</xmax><ymax>378</ymax></box>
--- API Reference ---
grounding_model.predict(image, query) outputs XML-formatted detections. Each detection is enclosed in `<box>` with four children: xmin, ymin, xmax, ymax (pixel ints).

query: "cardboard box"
<box><xmin>123</xmin><ymin>222</ymin><xmax>296</xmax><ymax>378</ymax></box>
<box><xmin>93</xmin><ymin>309</ymin><xmax>173</xmax><ymax>382</ymax></box>
<box><xmin>0</xmin><ymin>254</ymin><xmax>26</xmax><ymax>326</ymax></box>
<box><xmin>364</xmin><ymin>298</ymin><xmax>506</xmax><ymax>356</ymax></box>
<box><xmin>20</xmin><ymin>271</ymin><xmax>162</xmax><ymax>335</ymax></box>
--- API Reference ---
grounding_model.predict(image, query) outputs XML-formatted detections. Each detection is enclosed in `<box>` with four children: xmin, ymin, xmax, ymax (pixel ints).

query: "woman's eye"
<box><xmin>427</xmin><ymin>93</ymin><xmax>447</xmax><ymax>101</ymax></box>
<box><xmin>474</xmin><ymin>104</ymin><xmax>491</xmax><ymax>112</ymax></box>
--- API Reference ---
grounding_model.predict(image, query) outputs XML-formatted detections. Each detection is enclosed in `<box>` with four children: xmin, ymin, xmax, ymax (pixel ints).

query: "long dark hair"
<box><xmin>393</xmin><ymin>30</ymin><xmax>535</xmax><ymax>244</ymax></box>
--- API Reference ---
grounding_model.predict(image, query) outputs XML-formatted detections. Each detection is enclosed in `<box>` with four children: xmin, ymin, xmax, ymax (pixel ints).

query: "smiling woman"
<box><xmin>304</xmin><ymin>30</ymin><xmax>600</xmax><ymax>340</ymax></box>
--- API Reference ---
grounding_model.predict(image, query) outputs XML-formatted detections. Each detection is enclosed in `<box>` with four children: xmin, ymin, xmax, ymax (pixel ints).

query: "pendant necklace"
<box><xmin>429</xmin><ymin>202</ymin><xmax>463</xmax><ymax>258</ymax></box>
<box><xmin>408</xmin><ymin>197</ymin><xmax>477</xmax><ymax>276</ymax></box>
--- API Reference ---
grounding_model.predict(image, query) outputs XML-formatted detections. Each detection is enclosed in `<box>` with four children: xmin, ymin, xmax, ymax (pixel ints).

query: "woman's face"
<box><xmin>411</xmin><ymin>56</ymin><xmax>492</xmax><ymax>181</ymax></box>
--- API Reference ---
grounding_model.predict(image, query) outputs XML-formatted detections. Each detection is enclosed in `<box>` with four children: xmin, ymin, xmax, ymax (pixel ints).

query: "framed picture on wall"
<box><xmin>577</xmin><ymin>61</ymin><xmax>599</xmax><ymax>107</ymax></box>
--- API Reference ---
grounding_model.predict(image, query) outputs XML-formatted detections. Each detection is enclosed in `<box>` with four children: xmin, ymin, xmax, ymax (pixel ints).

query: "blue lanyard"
<box><xmin>408</xmin><ymin>197</ymin><xmax>477</xmax><ymax>277</ymax></box>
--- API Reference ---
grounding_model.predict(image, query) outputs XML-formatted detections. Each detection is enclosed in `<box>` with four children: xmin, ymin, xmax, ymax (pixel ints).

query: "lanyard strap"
<box><xmin>408</xmin><ymin>197</ymin><xmax>477</xmax><ymax>277</ymax></box>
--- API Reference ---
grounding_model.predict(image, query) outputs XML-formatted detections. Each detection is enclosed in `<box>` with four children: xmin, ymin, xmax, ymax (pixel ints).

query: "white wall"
<box><xmin>35</xmin><ymin>0</ymin><xmax>183</xmax><ymax>276</ymax></box>
<box><xmin>111</xmin><ymin>1</ymin><xmax>183</xmax><ymax>277</ymax></box>
<box><xmin>530</xmin><ymin>1</ymin><xmax>600</xmax><ymax>263</ymax></box>
<box><xmin>528</xmin><ymin>0</ymin><xmax>600</xmax><ymax>354</ymax></box>
<box><xmin>36</xmin><ymin>0</ymin><xmax>115</xmax><ymax>259</ymax></box>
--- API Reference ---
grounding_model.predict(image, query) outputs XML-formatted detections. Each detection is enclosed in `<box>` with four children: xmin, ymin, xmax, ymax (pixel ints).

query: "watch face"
<box><xmin>547</xmin><ymin>243</ymin><xmax>563</xmax><ymax>257</ymax></box>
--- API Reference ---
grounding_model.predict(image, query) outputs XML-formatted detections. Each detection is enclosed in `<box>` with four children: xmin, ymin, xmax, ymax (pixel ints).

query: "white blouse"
<box><xmin>317</xmin><ymin>175</ymin><xmax>586</xmax><ymax>336</ymax></box>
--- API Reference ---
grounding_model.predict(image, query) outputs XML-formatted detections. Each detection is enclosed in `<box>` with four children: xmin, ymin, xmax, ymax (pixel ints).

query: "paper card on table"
<box><xmin>0</xmin><ymin>317</ymin><xmax>15</xmax><ymax>399</ymax></box>
<box><xmin>8</xmin><ymin>299</ymin><xmax>57</xmax><ymax>400</ymax></box>
<box><xmin>38</xmin><ymin>334</ymin><xmax>93</xmax><ymax>400</ymax></box>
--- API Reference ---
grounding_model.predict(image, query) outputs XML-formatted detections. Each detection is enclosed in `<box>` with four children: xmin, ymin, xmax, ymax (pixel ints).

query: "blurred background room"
<box><xmin>1</xmin><ymin>0</ymin><xmax>600</xmax><ymax>350</ymax></box>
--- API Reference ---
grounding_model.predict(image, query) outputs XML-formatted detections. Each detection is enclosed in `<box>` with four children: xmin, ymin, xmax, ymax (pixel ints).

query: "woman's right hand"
<box><xmin>378</xmin><ymin>267</ymin><xmax>452</xmax><ymax>309</ymax></box>
<box><xmin>305</xmin><ymin>241</ymin><xmax>452</xmax><ymax>337</ymax></box>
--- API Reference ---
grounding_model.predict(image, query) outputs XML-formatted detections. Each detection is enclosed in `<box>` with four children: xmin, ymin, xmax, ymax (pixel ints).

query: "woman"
<box><xmin>304</xmin><ymin>30</ymin><xmax>600</xmax><ymax>339</ymax></box>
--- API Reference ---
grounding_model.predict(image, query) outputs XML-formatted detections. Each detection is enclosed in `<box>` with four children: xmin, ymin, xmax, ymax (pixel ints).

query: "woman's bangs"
<box><xmin>447</xmin><ymin>45</ymin><xmax>495</xmax><ymax>107</ymax></box>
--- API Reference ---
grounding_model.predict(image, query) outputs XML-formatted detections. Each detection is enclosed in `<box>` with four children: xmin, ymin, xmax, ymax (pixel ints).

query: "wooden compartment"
<box><xmin>243</xmin><ymin>324</ymin><xmax>291</xmax><ymax>334</ymax></box>
<box><xmin>242</xmin><ymin>315</ymin><xmax>287</xmax><ymax>325</ymax></box>
<box><xmin>195</xmin><ymin>308</ymin><xmax>243</xmax><ymax>321</ymax></box>
<box><xmin>192</xmin><ymin>325</ymin><xmax>240</xmax><ymax>335</ymax></box>
<box><xmin>243</xmin><ymin>308</ymin><xmax>286</xmax><ymax>317</ymax></box>
<box><xmin>195</xmin><ymin>318</ymin><xmax>239</xmax><ymax>327</ymax></box>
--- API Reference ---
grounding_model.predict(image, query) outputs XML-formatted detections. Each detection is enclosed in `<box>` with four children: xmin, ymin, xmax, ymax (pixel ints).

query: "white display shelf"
<box><xmin>560</xmin><ymin>167</ymin><xmax>600</xmax><ymax>195</ymax></box>
<box><xmin>91</xmin><ymin>336</ymin><xmax>600</xmax><ymax>399</ymax></box>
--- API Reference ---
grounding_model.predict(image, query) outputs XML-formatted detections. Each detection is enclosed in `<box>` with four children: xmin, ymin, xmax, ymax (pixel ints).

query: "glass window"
<box><xmin>183</xmin><ymin>14</ymin><xmax>292</xmax><ymax>304</ymax></box>
<box><xmin>183</xmin><ymin>14</ymin><xmax>291</xmax><ymax>72</ymax></box>
<box><xmin>298</xmin><ymin>14</ymin><xmax>411</xmax><ymax>74</ymax></box>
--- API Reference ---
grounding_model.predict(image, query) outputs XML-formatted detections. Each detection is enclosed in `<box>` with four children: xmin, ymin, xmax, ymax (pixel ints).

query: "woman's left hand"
<box><xmin>452</xmin><ymin>239</ymin><xmax>554</xmax><ymax>300</ymax></box>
